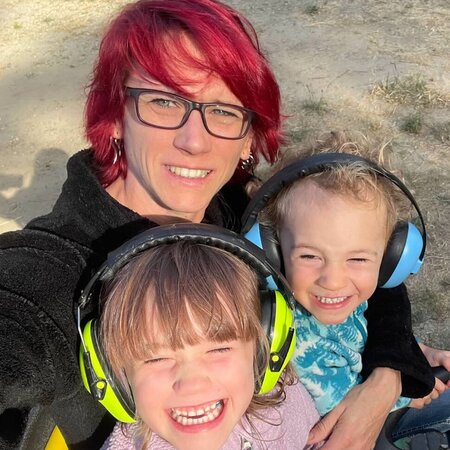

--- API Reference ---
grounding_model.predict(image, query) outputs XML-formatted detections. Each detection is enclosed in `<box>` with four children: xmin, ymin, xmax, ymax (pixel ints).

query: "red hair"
<box><xmin>84</xmin><ymin>0</ymin><xmax>283</xmax><ymax>185</ymax></box>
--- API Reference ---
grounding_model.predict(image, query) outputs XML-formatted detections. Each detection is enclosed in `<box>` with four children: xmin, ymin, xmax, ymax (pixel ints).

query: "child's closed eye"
<box><xmin>144</xmin><ymin>356</ymin><xmax>170</xmax><ymax>365</ymax></box>
<box><xmin>348</xmin><ymin>257</ymin><xmax>369</xmax><ymax>263</ymax></box>
<box><xmin>209</xmin><ymin>346</ymin><xmax>232</xmax><ymax>354</ymax></box>
<box><xmin>299</xmin><ymin>254</ymin><xmax>320</xmax><ymax>260</ymax></box>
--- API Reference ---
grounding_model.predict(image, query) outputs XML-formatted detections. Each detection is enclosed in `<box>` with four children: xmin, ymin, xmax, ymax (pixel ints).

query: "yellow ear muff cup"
<box><xmin>79</xmin><ymin>320</ymin><xmax>136</xmax><ymax>423</ymax></box>
<box><xmin>258</xmin><ymin>290</ymin><xmax>296</xmax><ymax>394</ymax></box>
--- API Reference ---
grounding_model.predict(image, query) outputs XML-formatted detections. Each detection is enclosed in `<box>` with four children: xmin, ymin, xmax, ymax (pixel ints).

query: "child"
<box><xmin>78</xmin><ymin>225</ymin><xmax>322</xmax><ymax>449</ymax></box>
<box><xmin>244</xmin><ymin>131</ymin><xmax>448</xmax><ymax>419</ymax></box>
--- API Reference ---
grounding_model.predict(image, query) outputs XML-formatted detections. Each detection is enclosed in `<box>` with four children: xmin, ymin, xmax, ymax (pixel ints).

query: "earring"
<box><xmin>110</xmin><ymin>137</ymin><xmax>124</xmax><ymax>165</ymax></box>
<box><xmin>240</xmin><ymin>153</ymin><xmax>255</xmax><ymax>172</ymax></box>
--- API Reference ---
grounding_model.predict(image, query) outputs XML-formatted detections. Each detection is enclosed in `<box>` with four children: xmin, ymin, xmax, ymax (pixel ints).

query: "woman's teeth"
<box><xmin>171</xmin><ymin>400</ymin><xmax>223</xmax><ymax>426</ymax></box>
<box><xmin>168</xmin><ymin>166</ymin><xmax>210</xmax><ymax>178</ymax></box>
<box><xmin>317</xmin><ymin>296</ymin><xmax>347</xmax><ymax>304</ymax></box>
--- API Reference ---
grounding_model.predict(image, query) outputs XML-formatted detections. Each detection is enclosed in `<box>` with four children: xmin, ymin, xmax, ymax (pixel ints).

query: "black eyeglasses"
<box><xmin>125</xmin><ymin>87</ymin><xmax>254</xmax><ymax>140</ymax></box>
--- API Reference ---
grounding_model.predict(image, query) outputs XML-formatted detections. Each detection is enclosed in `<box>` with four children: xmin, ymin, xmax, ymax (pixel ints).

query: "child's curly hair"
<box><xmin>251</xmin><ymin>130</ymin><xmax>411</xmax><ymax>241</ymax></box>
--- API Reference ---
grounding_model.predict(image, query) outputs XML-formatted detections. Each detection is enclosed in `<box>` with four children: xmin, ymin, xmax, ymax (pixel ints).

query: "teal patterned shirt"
<box><xmin>292</xmin><ymin>302</ymin><xmax>411</xmax><ymax>416</ymax></box>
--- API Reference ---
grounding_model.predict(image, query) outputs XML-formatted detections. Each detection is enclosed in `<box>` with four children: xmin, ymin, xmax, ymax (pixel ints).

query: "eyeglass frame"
<box><xmin>125</xmin><ymin>87</ymin><xmax>255</xmax><ymax>140</ymax></box>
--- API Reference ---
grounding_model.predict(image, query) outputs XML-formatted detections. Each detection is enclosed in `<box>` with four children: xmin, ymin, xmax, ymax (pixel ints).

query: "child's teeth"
<box><xmin>318</xmin><ymin>296</ymin><xmax>347</xmax><ymax>304</ymax></box>
<box><xmin>170</xmin><ymin>400</ymin><xmax>223</xmax><ymax>426</ymax></box>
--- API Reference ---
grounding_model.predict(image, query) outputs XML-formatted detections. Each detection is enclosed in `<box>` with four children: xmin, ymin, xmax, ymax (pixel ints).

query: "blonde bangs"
<box><xmin>100</xmin><ymin>241</ymin><xmax>262</xmax><ymax>378</ymax></box>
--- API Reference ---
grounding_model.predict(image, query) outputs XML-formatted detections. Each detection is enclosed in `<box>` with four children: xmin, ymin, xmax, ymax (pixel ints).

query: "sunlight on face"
<box><xmin>107</xmin><ymin>36</ymin><xmax>252</xmax><ymax>223</ymax></box>
<box><xmin>280</xmin><ymin>181</ymin><xmax>388</xmax><ymax>325</ymax></box>
<box><xmin>125</xmin><ymin>335</ymin><xmax>255</xmax><ymax>450</ymax></box>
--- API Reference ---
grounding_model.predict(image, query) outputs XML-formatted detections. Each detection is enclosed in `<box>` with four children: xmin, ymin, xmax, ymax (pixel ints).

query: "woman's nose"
<box><xmin>173</xmin><ymin>110</ymin><xmax>212</xmax><ymax>155</ymax></box>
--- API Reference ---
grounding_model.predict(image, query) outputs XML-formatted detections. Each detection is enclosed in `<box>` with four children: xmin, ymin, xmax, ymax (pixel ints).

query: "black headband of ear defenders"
<box><xmin>78</xmin><ymin>222</ymin><xmax>296</xmax><ymax>311</ymax></box>
<box><xmin>241</xmin><ymin>152</ymin><xmax>426</xmax><ymax>260</ymax></box>
<box><xmin>77</xmin><ymin>223</ymin><xmax>298</xmax><ymax>417</ymax></box>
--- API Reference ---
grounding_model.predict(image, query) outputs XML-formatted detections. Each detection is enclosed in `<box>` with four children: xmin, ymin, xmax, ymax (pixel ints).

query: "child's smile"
<box><xmin>280</xmin><ymin>181</ymin><xmax>388</xmax><ymax>325</ymax></box>
<box><xmin>126</xmin><ymin>338</ymin><xmax>255</xmax><ymax>450</ymax></box>
<box><xmin>169</xmin><ymin>399</ymin><xmax>224</xmax><ymax>427</ymax></box>
<box><xmin>313</xmin><ymin>294</ymin><xmax>355</xmax><ymax>313</ymax></box>
<box><xmin>316</xmin><ymin>295</ymin><xmax>351</xmax><ymax>305</ymax></box>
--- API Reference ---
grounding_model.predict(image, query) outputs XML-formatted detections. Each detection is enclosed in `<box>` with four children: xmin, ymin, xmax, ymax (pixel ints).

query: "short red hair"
<box><xmin>85</xmin><ymin>0</ymin><xmax>283</xmax><ymax>186</ymax></box>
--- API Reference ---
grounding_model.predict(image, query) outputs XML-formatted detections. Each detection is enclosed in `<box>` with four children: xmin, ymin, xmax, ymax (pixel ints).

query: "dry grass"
<box><xmin>428</xmin><ymin>120</ymin><xmax>450</xmax><ymax>142</ymax></box>
<box><xmin>1</xmin><ymin>0</ymin><xmax>449</xmax><ymax>348</ymax></box>
<box><xmin>371</xmin><ymin>74</ymin><xmax>449</xmax><ymax>107</ymax></box>
<box><xmin>401</xmin><ymin>112</ymin><xmax>423</xmax><ymax>134</ymax></box>
<box><xmin>302</xmin><ymin>97</ymin><xmax>328</xmax><ymax>115</ymax></box>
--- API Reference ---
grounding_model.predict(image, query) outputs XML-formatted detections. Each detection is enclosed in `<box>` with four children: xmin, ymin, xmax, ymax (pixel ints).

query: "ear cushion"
<box><xmin>257</xmin><ymin>290</ymin><xmax>296</xmax><ymax>394</ymax></box>
<box><xmin>259</xmin><ymin>223</ymin><xmax>284</xmax><ymax>273</ymax></box>
<box><xmin>79</xmin><ymin>223</ymin><xmax>297</xmax><ymax>413</ymax></box>
<box><xmin>241</xmin><ymin>152</ymin><xmax>427</xmax><ymax>289</ymax></box>
<box><xmin>248</xmin><ymin>217</ymin><xmax>425</xmax><ymax>291</ymax></box>
<box><xmin>379</xmin><ymin>222</ymin><xmax>425</xmax><ymax>288</ymax></box>
<box><xmin>245</xmin><ymin>222</ymin><xmax>283</xmax><ymax>277</ymax></box>
<box><xmin>79</xmin><ymin>320</ymin><xmax>135</xmax><ymax>423</ymax></box>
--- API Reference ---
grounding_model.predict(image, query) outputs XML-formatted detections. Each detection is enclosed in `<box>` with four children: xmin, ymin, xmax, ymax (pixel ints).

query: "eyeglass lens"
<box><xmin>134</xmin><ymin>90</ymin><xmax>250</xmax><ymax>139</ymax></box>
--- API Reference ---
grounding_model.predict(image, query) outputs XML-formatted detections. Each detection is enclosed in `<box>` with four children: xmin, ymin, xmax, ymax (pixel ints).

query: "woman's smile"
<box><xmin>167</xmin><ymin>165</ymin><xmax>211</xmax><ymax>179</ymax></box>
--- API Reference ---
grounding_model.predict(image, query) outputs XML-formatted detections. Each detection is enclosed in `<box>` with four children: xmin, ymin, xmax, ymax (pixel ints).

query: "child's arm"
<box><xmin>361</xmin><ymin>284</ymin><xmax>435</xmax><ymax>397</ymax></box>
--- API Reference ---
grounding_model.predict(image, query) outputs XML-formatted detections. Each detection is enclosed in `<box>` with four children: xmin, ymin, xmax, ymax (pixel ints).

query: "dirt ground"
<box><xmin>0</xmin><ymin>0</ymin><xmax>449</xmax><ymax>348</ymax></box>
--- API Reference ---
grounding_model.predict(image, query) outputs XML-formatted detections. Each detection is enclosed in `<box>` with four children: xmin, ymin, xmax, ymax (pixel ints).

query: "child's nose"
<box><xmin>318</xmin><ymin>263</ymin><xmax>347</xmax><ymax>290</ymax></box>
<box><xmin>172</xmin><ymin>362</ymin><xmax>212</xmax><ymax>394</ymax></box>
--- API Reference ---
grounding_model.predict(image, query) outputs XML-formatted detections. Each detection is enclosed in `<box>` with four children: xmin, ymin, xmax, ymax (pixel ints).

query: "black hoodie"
<box><xmin>0</xmin><ymin>150</ymin><xmax>433</xmax><ymax>449</ymax></box>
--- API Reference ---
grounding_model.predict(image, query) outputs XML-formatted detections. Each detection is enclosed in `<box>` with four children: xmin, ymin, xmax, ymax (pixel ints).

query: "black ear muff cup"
<box><xmin>78</xmin><ymin>223</ymin><xmax>297</xmax><ymax>420</ymax></box>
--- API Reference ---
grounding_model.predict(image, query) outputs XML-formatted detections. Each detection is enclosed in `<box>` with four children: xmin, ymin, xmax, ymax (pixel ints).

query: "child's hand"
<box><xmin>409</xmin><ymin>377</ymin><xmax>447</xmax><ymax>409</ymax></box>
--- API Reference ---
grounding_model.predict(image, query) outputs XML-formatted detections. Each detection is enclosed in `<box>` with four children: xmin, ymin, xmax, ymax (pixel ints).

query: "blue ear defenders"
<box><xmin>241</xmin><ymin>153</ymin><xmax>426</xmax><ymax>289</ymax></box>
<box><xmin>77</xmin><ymin>223</ymin><xmax>296</xmax><ymax>423</ymax></box>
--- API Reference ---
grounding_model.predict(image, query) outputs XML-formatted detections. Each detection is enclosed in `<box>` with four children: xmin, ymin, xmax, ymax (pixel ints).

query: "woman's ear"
<box><xmin>240</xmin><ymin>132</ymin><xmax>253</xmax><ymax>161</ymax></box>
<box><xmin>112</xmin><ymin>121</ymin><xmax>123</xmax><ymax>139</ymax></box>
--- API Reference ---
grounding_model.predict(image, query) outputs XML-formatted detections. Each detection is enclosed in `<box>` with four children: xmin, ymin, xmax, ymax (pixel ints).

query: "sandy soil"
<box><xmin>0</xmin><ymin>0</ymin><xmax>449</xmax><ymax>347</ymax></box>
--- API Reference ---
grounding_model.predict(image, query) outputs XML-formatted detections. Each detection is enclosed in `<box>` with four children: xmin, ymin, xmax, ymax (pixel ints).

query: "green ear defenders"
<box><xmin>241</xmin><ymin>153</ymin><xmax>427</xmax><ymax>289</ymax></box>
<box><xmin>77</xmin><ymin>223</ymin><xmax>296</xmax><ymax>423</ymax></box>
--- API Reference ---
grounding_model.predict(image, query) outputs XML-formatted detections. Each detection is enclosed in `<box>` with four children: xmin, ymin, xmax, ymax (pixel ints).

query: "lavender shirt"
<box><xmin>101</xmin><ymin>381</ymin><xmax>321</xmax><ymax>450</ymax></box>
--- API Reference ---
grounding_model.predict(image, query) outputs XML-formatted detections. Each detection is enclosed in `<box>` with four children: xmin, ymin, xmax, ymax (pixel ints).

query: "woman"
<box><xmin>0</xmin><ymin>1</ymin><xmax>436</xmax><ymax>449</ymax></box>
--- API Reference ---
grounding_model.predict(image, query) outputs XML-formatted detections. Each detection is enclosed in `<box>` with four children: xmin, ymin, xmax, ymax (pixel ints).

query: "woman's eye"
<box><xmin>152</xmin><ymin>98</ymin><xmax>178</xmax><ymax>108</ymax></box>
<box><xmin>211</xmin><ymin>107</ymin><xmax>238</xmax><ymax>117</ymax></box>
